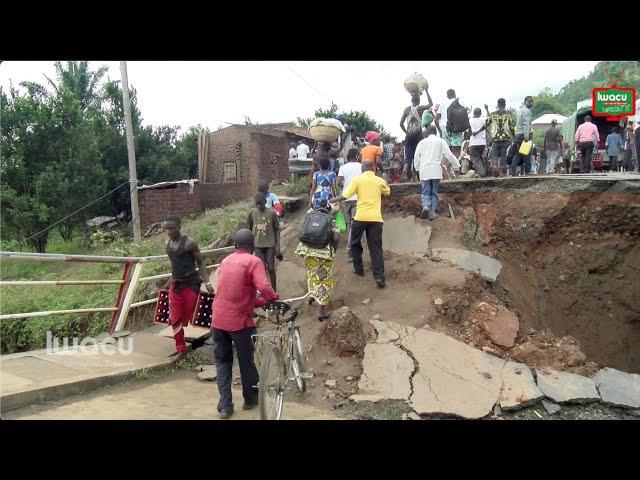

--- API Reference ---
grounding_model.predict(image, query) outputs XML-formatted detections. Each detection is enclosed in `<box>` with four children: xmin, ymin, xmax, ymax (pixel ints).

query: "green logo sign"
<box><xmin>592</xmin><ymin>87</ymin><xmax>636</xmax><ymax>117</ymax></box>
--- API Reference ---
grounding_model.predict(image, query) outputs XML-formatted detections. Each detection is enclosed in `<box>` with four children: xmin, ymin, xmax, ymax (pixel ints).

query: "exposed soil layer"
<box><xmin>386</xmin><ymin>178</ymin><xmax>640</xmax><ymax>374</ymax></box>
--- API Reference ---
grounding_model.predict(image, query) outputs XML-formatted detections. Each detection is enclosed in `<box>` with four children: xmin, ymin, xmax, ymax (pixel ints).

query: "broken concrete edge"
<box><xmin>0</xmin><ymin>360</ymin><xmax>176</xmax><ymax>413</ymax></box>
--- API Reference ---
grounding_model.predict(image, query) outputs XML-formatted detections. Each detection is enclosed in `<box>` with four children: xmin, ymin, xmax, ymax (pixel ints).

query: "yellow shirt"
<box><xmin>342</xmin><ymin>171</ymin><xmax>390</xmax><ymax>223</ymax></box>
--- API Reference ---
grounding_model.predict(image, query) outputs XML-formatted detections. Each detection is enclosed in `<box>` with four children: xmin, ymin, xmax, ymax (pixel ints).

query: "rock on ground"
<box><xmin>535</xmin><ymin>368</ymin><xmax>600</xmax><ymax>404</ymax></box>
<box><xmin>542</xmin><ymin>400</ymin><xmax>561</xmax><ymax>415</ymax></box>
<box><xmin>471</xmin><ymin>302</ymin><xmax>519</xmax><ymax>348</ymax></box>
<box><xmin>499</xmin><ymin>361</ymin><xmax>544</xmax><ymax>411</ymax></box>
<box><xmin>593</xmin><ymin>367</ymin><xmax>640</xmax><ymax>409</ymax></box>
<box><xmin>197</xmin><ymin>369</ymin><xmax>217</xmax><ymax>382</ymax></box>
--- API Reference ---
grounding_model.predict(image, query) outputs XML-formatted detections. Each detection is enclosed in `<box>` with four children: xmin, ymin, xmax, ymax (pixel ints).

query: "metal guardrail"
<box><xmin>0</xmin><ymin>247</ymin><xmax>234</xmax><ymax>332</ymax></box>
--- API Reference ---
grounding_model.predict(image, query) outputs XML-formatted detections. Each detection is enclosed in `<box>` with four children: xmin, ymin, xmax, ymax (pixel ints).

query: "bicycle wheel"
<box><xmin>292</xmin><ymin>327</ymin><xmax>307</xmax><ymax>393</ymax></box>
<box><xmin>258</xmin><ymin>343</ymin><xmax>285</xmax><ymax>420</ymax></box>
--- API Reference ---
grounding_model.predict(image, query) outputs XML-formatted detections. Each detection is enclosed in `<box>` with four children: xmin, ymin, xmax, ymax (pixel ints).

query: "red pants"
<box><xmin>168</xmin><ymin>284</ymin><xmax>199</xmax><ymax>352</ymax></box>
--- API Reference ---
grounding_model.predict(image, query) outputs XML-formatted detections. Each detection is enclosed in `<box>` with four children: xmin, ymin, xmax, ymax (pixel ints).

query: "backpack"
<box><xmin>299</xmin><ymin>209</ymin><xmax>332</xmax><ymax>249</ymax></box>
<box><xmin>406</xmin><ymin>106</ymin><xmax>422</xmax><ymax>139</ymax></box>
<box><xmin>447</xmin><ymin>100</ymin><xmax>470</xmax><ymax>133</ymax></box>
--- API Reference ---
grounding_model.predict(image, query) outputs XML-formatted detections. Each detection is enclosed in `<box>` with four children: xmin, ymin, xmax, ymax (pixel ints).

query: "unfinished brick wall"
<box><xmin>204</xmin><ymin>126</ymin><xmax>293</xmax><ymax>191</ymax></box>
<box><xmin>205</xmin><ymin>127</ymin><xmax>252</xmax><ymax>185</ymax></box>
<box><xmin>248</xmin><ymin>132</ymin><xmax>291</xmax><ymax>187</ymax></box>
<box><xmin>138</xmin><ymin>183</ymin><xmax>202</xmax><ymax>231</ymax></box>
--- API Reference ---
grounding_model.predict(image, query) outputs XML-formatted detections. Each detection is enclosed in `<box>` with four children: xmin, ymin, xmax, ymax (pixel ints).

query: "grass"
<box><xmin>0</xmin><ymin>196</ymin><xmax>258</xmax><ymax>354</ymax></box>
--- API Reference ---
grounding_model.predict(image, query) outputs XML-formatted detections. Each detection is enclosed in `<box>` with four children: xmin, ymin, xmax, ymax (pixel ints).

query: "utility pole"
<box><xmin>120</xmin><ymin>61</ymin><xmax>141</xmax><ymax>244</ymax></box>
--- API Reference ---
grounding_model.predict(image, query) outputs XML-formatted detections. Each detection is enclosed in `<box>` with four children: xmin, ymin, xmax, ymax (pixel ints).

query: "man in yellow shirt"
<box><xmin>330</xmin><ymin>161</ymin><xmax>391</xmax><ymax>288</ymax></box>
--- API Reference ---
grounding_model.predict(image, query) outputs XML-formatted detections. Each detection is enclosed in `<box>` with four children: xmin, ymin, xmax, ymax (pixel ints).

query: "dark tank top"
<box><xmin>167</xmin><ymin>236</ymin><xmax>200</xmax><ymax>291</ymax></box>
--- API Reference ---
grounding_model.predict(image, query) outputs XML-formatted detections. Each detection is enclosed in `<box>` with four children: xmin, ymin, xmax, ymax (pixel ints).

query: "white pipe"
<box><xmin>0</xmin><ymin>280</ymin><xmax>124</xmax><ymax>286</ymax></box>
<box><xmin>0</xmin><ymin>307</ymin><xmax>118</xmax><ymax>320</ymax></box>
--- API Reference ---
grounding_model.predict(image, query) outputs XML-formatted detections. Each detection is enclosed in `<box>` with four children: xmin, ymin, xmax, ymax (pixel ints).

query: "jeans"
<box><xmin>254</xmin><ymin>247</ymin><xmax>276</xmax><ymax>290</ymax></box>
<box><xmin>469</xmin><ymin>145</ymin><xmax>486</xmax><ymax>176</ymax></box>
<box><xmin>578</xmin><ymin>142</ymin><xmax>594</xmax><ymax>173</ymax></box>
<box><xmin>420</xmin><ymin>179</ymin><xmax>440</xmax><ymax>215</ymax></box>
<box><xmin>213</xmin><ymin>327</ymin><xmax>259</xmax><ymax>412</ymax></box>
<box><xmin>545</xmin><ymin>150</ymin><xmax>559</xmax><ymax>174</ymax></box>
<box><xmin>350</xmin><ymin>221</ymin><xmax>385</xmax><ymax>282</ymax></box>
<box><xmin>490</xmin><ymin>141</ymin><xmax>510</xmax><ymax>174</ymax></box>
<box><xmin>342</xmin><ymin>200</ymin><xmax>357</xmax><ymax>257</ymax></box>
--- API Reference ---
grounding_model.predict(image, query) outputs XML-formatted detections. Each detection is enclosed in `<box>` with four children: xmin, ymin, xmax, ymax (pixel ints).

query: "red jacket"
<box><xmin>212</xmin><ymin>250</ymin><xmax>279</xmax><ymax>332</ymax></box>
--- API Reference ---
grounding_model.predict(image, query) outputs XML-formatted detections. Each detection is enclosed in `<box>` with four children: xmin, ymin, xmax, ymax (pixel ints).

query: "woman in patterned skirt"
<box><xmin>295</xmin><ymin>202</ymin><xmax>340</xmax><ymax>321</ymax></box>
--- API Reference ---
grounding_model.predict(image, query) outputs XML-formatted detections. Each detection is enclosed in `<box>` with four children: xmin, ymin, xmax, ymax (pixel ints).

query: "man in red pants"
<box><xmin>165</xmin><ymin>216</ymin><xmax>212</xmax><ymax>360</ymax></box>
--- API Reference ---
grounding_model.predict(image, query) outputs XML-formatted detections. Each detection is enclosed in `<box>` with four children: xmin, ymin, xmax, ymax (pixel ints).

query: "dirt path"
<box><xmin>3</xmin><ymin>368</ymin><xmax>339</xmax><ymax>420</ymax></box>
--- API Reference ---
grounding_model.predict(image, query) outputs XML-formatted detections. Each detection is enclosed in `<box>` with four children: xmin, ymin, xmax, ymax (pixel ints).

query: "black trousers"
<box><xmin>350</xmin><ymin>220</ymin><xmax>385</xmax><ymax>282</ymax></box>
<box><xmin>509</xmin><ymin>133</ymin><xmax>532</xmax><ymax>176</ymax></box>
<box><xmin>578</xmin><ymin>142</ymin><xmax>594</xmax><ymax>173</ymax></box>
<box><xmin>254</xmin><ymin>247</ymin><xmax>276</xmax><ymax>290</ymax></box>
<box><xmin>213</xmin><ymin>327</ymin><xmax>258</xmax><ymax>412</ymax></box>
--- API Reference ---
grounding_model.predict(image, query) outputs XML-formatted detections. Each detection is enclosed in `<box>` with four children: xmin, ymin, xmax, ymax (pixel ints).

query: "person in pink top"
<box><xmin>575</xmin><ymin>115</ymin><xmax>600</xmax><ymax>173</ymax></box>
<box><xmin>211</xmin><ymin>228</ymin><xmax>279</xmax><ymax>419</ymax></box>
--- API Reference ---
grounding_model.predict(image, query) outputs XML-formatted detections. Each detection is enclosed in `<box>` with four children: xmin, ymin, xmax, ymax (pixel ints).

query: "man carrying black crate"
<box><xmin>164</xmin><ymin>216</ymin><xmax>212</xmax><ymax>361</ymax></box>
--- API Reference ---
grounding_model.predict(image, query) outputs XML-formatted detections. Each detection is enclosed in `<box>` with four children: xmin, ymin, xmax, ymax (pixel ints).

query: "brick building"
<box><xmin>138</xmin><ymin>123</ymin><xmax>313</xmax><ymax>231</ymax></box>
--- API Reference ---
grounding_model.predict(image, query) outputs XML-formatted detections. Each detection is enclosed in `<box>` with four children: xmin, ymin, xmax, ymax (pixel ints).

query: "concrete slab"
<box><xmin>4</xmin><ymin>373</ymin><xmax>340</xmax><ymax>420</ymax></box>
<box><xmin>371</xmin><ymin>319</ymin><xmax>400</xmax><ymax>344</ymax></box>
<box><xmin>535</xmin><ymin>368</ymin><xmax>600</xmax><ymax>404</ymax></box>
<box><xmin>431</xmin><ymin>247</ymin><xmax>502</xmax><ymax>282</ymax></box>
<box><xmin>1</xmin><ymin>356</ymin><xmax>83</xmax><ymax>381</ymax></box>
<box><xmin>350</xmin><ymin>343</ymin><xmax>414</xmax><ymax>403</ymax></box>
<box><xmin>593</xmin><ymin>367</ymin><xmax>640</xmax><ymax>409</ymax></box>
<box><xmin>402</xmin><ymin>329</ymin><xmax>505</xmax><ymax>419</ymax></box>
<box><xmin>382</xmin><ymin>215</ymin><xmax>432</xmax><ymax>255</ymax></box>
<box><xmin>0</xmin><ymin>329</ymin><xmax>177</xmax><ymax>412</ymax></box>
<box><xmin>499</xmin><ymin>361</ymin><xmax>544</xmax><ymax>411</ymax></box>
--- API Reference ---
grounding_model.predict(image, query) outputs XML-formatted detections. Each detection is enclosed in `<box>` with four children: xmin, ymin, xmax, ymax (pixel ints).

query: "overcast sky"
<box><xmin>1</xmin><ymin>61</ymin><xmax>600</xmax><ymax>138</ymax></box>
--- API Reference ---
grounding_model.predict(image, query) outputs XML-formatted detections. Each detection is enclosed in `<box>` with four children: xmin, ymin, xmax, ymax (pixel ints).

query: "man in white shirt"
<box><xmin>288</xmin><ymin>142</ymin><xmax>297</xmax><ymax>159</ymax></box>
<box><xmin>296</xmin><ymin>140</ymin><xmax>310</xmax><ymax>160</ymax></box>
<box><xmin>469</xmin><ymin>108</ymin><xmax>487</xmax><ymax>177</ymax></box>
<box><xmin>414</xmin><ymin>125</ymin><xmax>460</xmax><ymax>220</ymax></box>
<box><xmin>337</xmin><ymin>148</ymin><xmax>362</xmax><ymax>262</ymax></box>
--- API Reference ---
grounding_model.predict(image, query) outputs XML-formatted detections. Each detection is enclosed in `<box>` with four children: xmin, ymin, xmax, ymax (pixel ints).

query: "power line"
<box><xmin>25</xmin><ymin>181</ymin><xmax>131</xmax><ymax>241</ymax></box>
<box><xmin>284</xmin><ymin>63</ymin><xmax>333</xmax><ymax>103</ymax></box>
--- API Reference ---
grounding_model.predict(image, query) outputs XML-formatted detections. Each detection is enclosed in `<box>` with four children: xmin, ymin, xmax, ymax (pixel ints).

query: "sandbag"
<box><xmin>404</xmin><ymin>73</ymin><xmax>428</xmax><ymax>95</ymax></box>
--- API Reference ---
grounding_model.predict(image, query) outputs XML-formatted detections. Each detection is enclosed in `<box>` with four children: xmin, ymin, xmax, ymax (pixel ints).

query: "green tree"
<box><xmin>532</xmin><ymin>87</ymin><xmax>570</xmax><ymax>118</ymax></box>
<box><xmin>296</xmin><ymin>102</ymin><xmax>387</xmax><ymax>137</ymax></box>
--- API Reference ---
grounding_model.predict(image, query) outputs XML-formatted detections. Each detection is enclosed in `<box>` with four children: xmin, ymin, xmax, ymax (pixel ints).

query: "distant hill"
<box><xmin>534</xmin><ymin>61</ymin><xmax>640</xmax><ymax>117</ymax></box>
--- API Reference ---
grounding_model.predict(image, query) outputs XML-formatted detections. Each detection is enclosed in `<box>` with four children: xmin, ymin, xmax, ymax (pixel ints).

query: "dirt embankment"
<box><xmin>386</xmin><ymin>179</ymin><xmax>640</xmax><ymax>374</ymax></box>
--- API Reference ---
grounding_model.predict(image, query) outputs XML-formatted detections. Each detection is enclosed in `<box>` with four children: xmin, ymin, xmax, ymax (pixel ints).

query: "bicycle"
<box><xmin>252</xmin><ymin>293</ymin><xmax>313</xmax><ymax>420</ymax></box>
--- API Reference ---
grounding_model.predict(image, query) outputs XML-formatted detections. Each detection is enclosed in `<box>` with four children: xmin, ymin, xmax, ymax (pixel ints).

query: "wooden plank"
<box><xmin>114</xmin><ymin>263</ymin><xmax>143</xmax><ymax>332</ymax></box>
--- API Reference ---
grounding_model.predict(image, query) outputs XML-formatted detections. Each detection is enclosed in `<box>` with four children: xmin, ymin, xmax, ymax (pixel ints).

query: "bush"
<box><xmin>285</xmin><ymin>175</ymin><xmax>310</xmax><ymax>196</ymax></box>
